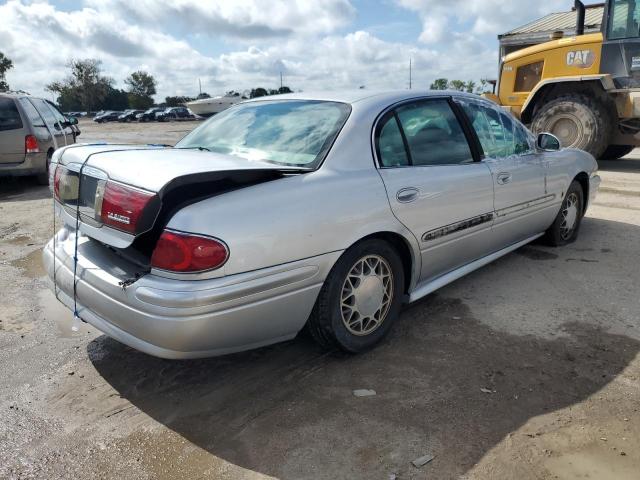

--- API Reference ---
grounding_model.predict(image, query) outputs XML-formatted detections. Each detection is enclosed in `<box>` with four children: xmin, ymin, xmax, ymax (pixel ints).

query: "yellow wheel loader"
<box><xmin>487</xmin><ymin>0</ymin><xmax>640</xmax><ymax>159</ymax></box>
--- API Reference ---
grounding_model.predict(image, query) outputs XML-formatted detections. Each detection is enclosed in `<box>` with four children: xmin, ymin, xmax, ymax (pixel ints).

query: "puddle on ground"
<box><xmin>10</xmin><ymin>248</ymin><xmax>45</xmax><ymax>278</ymax></box>
<box><xmin>37</xmin><ymin>289</ymin><xmax>79</xmax><ymax>338</ymax></box>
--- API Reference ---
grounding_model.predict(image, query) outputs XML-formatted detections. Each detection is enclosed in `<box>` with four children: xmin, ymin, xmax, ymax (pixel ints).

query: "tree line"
<box><xmin>429</xmin><ymin>78</ymin><xmax>492</xmax><ymax>93</ymax></box>
<box><xmin>1</xmin><ymin>51</ymin><xmax>495</xmax><ymax>111</ymax></box>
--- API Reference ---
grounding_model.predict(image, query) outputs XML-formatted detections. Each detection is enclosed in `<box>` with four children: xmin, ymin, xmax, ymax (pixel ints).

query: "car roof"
<box><xmin>242</xmin><ymin>89</ymin><xmax>484</xmax><ymax>107</ymax></box>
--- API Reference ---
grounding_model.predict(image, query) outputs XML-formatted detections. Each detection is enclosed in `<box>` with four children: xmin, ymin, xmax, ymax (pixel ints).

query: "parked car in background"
<box><xmin>136</xmin><ymin>107</ymin><xmax>165</xmax><ymax>122</ymax></box>
<box><xmin>45</xmin><ymin>90</ymin><xmax>600</xmax><ymax>359</ymax></box>
<box><xmin>118</xmin><ymin>110</ymin><xmax>143</xmax><ymax>122</ymax></box>
<box><xmin>1</xmin><ymin>92</ymin><xmax>79</xmax><ymax>184</ymax></box>
<box><xmin>155</xmin><ymin>106</ymin><xmax>194</xmax><ymax>122</ymax></box>
<box><xmin>94</xmin><ymin>111</ymin><xmax>122</xmax><ymax>123</ymax></box>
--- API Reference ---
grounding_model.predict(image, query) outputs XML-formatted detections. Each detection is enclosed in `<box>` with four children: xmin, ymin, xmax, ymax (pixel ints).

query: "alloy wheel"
<box><xmin>560</xmin><ymin>192</ymin><xmax>579</xmax><ymax>240</ymax></box>
<box><xmin>340</xmin><ymin>255</ymin><xmax>394</xmax><ymax>336</ymax></box>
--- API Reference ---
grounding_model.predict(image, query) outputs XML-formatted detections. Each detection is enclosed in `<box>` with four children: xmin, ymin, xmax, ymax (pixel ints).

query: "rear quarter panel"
<box><xmin>166</xmin><ymin>167</ymin><xmax>418</xmax><ymax>279</ymax></box>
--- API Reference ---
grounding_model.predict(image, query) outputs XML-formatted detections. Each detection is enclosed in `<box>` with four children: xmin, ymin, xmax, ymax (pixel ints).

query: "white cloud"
<box><xmin>84</xmin><ymin>0</ymin><xmax>356</xmax><ymax>39</ymax></box>
<box><xmin>395</xmin><ymin>0</ymin><xmax>568</xmax><ymax>42</ymax></box>
<box><xmin>0</xmin><ymin>0</ymin><xmax>568</xmax><ymax>102</ymax></box>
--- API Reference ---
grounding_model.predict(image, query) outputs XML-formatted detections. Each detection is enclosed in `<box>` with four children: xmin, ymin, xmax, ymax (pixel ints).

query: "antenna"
<box><xmin>198</xmin><ymin>78</ymin><xmax>202</xmax><ymax>95</ymax></box>
<box><xmin>280</xmin><ymin>71</ymin><xmax>283</xmax><ymax>89</ymax></box>
<box><xmin>409</xmin><ymin>58</ymin><xmax>412</xmax><ymax>90</ymax></box>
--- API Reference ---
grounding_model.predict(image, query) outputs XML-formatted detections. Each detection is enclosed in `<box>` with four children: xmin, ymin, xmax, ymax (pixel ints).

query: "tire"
<box><xmin>601</xmin><ymin>144</ymin><xmax>634</xmax><ymax>160</ymax></box>
<box><xmin>531</xmin><ymin>93</ymin><xmax>613</xmax><ymax>159</ymax></box>
<box><xmin>543</xmin><ymin>180</ymin><xmax>584</xmax><ymax>246</ymax></box>
<box><xmin>306</xmin><ymin>239</ymin><xmax>404</xmax><ymax>353</ymax></box>
<box><xmin>36</xmin><ymin>151</ymin><xmax>52</xmax><ymax>185</ymax></box>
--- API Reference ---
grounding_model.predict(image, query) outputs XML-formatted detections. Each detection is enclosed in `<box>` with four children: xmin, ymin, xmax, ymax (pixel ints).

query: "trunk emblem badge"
<box><xmin>107</xmin><ymin>212</ymin><xmax>131</xmax><ymax>225</ymax></box>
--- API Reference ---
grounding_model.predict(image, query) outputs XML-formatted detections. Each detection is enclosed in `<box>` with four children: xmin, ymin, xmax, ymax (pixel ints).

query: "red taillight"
<box><xmin>100</xmin><ymin>182</ymin><xmax>154</xmax><ymax>234</ymax></box>
<box><xmin>25</xmin><ymin>135</ymin><xmax>39</xmax><ymax>154</ymax></box>
<box><xmin>53</xmin><ymin>165</ymin><xmax>62</xmax><ymax>200</ymax></box>
<box><xmin>151</xmin><ymin>230</ymin><xmax>229</xmax><ymax>272</ymax></box>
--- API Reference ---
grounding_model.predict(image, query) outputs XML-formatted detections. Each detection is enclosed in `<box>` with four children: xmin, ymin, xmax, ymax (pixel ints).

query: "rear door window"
<box><xmin>30</xmin><ymin>98</ymin><xmax>62</xmax><ymax>130</ymax></box>
<box><xmin>394</xmin><ymin>99</ymin><xmax>474</xmax><ymax>165</ymax></box>
<box><xmin>0</xmin><ymin>98</ymin><xmax>23</xmax><ymax>132</ymax></box>
<box><xmin>18</xmin><ymin>98</ymin><xmax>47</xmax><ymax>127</ymax></box>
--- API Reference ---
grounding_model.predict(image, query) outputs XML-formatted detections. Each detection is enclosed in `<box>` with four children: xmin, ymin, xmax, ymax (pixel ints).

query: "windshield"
<box><xmin>176</xmin><ymin>100</ymin><xmax>351</xmax><ymax>168</ymax></box>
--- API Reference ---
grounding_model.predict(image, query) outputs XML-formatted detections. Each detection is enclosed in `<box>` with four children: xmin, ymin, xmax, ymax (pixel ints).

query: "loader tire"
<box><xmin>531</xmin><ymin>93</ymin><xmax>613</xmax><ymax>159</ymax></box>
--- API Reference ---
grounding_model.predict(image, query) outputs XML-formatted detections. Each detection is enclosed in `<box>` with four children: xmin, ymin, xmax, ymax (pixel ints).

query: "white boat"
<box><xmin>186</xmin><ymin>93</ymin><xmax>243</xmax><ymax>117</ymax></box>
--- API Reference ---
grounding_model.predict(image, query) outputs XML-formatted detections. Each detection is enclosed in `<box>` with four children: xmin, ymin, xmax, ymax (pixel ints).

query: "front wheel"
<box><xmin>543</xmin><ymin>180</ymin><xmax>584</xmax><ymax>246</ymax></box>
<box><xmin>306</xmin><ymin>239</ymin><xmax>404</xmax><ymax>353</ymax></box>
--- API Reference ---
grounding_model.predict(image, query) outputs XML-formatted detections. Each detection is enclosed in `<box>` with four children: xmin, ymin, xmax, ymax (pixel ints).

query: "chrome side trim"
<box><xmin>495</xmin><ymin>194</ymin><xmax>555</xmax><ymax>217</ymax></box>
<box><xmin>409</xmin><ymin>233</ymin><xmax>543</xmax><ymax>303</ymax></box>
<box><xmin>421</xmin><ymin>212</ymin><xmax>494</xmax><ymax>242</ymax></box>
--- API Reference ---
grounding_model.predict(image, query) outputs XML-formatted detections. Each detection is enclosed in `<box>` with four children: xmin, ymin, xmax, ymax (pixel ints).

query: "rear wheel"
<box><xmin>531</xmin><ymin>93</ymin><xmax>613</xmax><ymax>159</ymax></box>
<box><xmin>36</xmin><ymin>151</ymin><xmax>53</xmax><ymax>185</ymax></box>
<box><xmin>306</xmin><ymin>239</ymin><xmax>404</xmax><ymax>353</ymax></box>
<box><xmin>543</xmin><ymin>180</ymin><xmax>584</xmax><ymax>246</ymax></box>
<box><xmin>601</xmin><ymin>144</ymin><xmax>634</xmax><ymax>160</ymax></box>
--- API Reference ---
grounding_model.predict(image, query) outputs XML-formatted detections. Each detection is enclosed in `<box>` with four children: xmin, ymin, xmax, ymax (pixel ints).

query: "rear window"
<box><xmin>177</xmin><ymin>100</ymin><xmax>351</xmax><ymax>168</ymax></box>
<box><xmin>0</xmin><ymin>98</ymin><xmax>23</xmax><ymax>132</ymax></box>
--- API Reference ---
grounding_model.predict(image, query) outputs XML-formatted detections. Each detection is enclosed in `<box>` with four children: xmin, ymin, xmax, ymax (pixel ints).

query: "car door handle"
<box><xmin>396</xmin><ymin>187</ymin><xmax>419</xmax><ymax>203</ymax></box>
<box><xmin>496</xmin><ymin>172</ymin><xmax>512</xmax><ymax>185</ymax></box>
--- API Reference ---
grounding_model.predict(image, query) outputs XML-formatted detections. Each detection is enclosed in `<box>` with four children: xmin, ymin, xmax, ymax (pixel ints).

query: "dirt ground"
<box><xmin>0</xmin><ymin>119</ymin><xmax>639</xmax><ymax>480</ymax></box>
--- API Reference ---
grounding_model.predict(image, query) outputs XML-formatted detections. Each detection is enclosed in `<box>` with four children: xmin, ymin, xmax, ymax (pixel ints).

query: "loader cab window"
<box><xmin>608</xmin><ymin>0</ymin><xmax>640</xmax><ymax>39</ymax></box>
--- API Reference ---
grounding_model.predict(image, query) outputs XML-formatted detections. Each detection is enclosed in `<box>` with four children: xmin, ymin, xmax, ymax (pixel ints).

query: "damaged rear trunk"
<box><xmin>53</xmin><ymin>145</ymin><xmax>306</xmax><ymax>268</ymax></box>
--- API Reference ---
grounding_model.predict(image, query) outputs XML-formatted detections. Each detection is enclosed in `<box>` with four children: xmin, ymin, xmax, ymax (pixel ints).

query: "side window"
<box><xmin>30</xmin><ymin>98</ymin><xmax>61</xmax><ymax>130</ymax></box>
<box><xmin>514</xmin><ymin>123</ymin><xmax>532</xmax><ymax>154</ymax></box>
<box><xmin>377</xmin><ymin>114</ymin><xmax>409</xmax><ymax>167</ymax></box>
<box><xmin>46</xmin><ymin>101</ymin><xmax>68</xmax><ymax>125</ymax></box>
<box><xmin>499</xmin><ymin>112</ymin><xmax>516</xmax><ymax>157</ymax></box>
<box><xmin>0</xmin><ymin>98</ymin><xmax>23</xmax><ymax>132</ymax></box>
<box><xmin>395</xmin><ymin>99</ymin><xmax>473</xmax><ymax>166</ymax></box>
<box><xmin>458</xmin><ymin>101</ymin><xmax>496</xmax><ymax>157</ymax></box>
<box><xmin>18</xmin><ymin>98</ymin><xmax>46</xmax><ymax>127</ymax></box>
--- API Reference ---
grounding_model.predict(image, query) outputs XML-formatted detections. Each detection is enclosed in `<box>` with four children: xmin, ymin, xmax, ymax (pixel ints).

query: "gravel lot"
<box><xmin>0</xmin><ymin>119</ymin><xmax>639</xmax><ymax>479</ymax></box>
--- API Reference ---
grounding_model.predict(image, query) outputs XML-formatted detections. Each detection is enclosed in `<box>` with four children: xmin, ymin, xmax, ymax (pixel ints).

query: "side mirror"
<box><xmin>66</xmin><ymin>116</ymin><xmax>78</xmax><ymax>126</ymax></box>
<box><xmin>537</xmin><ymin>132</ymin><xmax>561</xmax><ymax>151</ymax></box>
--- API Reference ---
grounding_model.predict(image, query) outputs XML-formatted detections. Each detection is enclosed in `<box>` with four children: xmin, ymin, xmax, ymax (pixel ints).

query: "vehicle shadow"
<box><xmin>89</xmin><ymin>217</ymin><xmax>639</xmax><ymax>479</ymax></box>
<box><xmin>0</xmin><ymin>177</ymin><xmax>51</xmax><ymax>203</ymax></box>
<box><xmin>598</xmin><ymin>156</ymin><xmax>640</xmax><ymax>173</ymax></box>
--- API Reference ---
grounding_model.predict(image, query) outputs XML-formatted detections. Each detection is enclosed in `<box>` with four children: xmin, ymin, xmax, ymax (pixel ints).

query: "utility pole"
<box><xmin>409</xmin><ymin>58</ymin><xmax>412</xmax><ymax>90</ymax></box>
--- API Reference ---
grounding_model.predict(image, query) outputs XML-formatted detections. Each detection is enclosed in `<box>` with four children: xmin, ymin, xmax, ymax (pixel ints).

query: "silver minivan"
<box><xmin>0</xmin><ymin>92</ymin><xmax>79</xmax><ymax>184</ymax></box>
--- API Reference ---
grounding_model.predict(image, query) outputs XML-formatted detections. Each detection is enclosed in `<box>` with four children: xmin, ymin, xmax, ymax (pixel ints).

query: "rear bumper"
<box><xmin>0</xmin><ymin>152</ymin><xmax>46</xmax><ymax>177</ymax></box>
<box><xmin>43</xmin><ymin>228</ymin><xmax>340</xmax><ymax>359</ymax></box>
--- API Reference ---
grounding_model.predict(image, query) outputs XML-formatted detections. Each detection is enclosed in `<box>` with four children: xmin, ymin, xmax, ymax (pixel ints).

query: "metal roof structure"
<box><xmin>499</xmin><ymin>4</ymin><xmax>604</xmax><ymax>48</ymax></box>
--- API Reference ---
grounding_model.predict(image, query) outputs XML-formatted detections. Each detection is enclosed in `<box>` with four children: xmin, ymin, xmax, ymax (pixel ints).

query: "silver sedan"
<box><xmin>43</xmin><ymin>90</ymin><xmax>600</xmax><ymax>359</ymax></box>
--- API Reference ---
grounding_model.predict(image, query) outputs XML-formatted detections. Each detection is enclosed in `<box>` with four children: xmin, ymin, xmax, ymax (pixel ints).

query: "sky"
<box><xmin>0</xmin><ymin>0</ymin><xmax>570</xmax><ymax>101</ymax></box>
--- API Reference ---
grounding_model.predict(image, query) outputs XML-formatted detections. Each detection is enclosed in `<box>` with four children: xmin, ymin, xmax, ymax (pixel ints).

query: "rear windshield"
<box><xmin>0</xmin><ymin>98</ymin><xmax>23</xmax><ymax>132</ymax></box>
<box><xmin>176</xmin><ymin>100</ymin><xmax>351</xmax><ymax>168</ymax></box>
